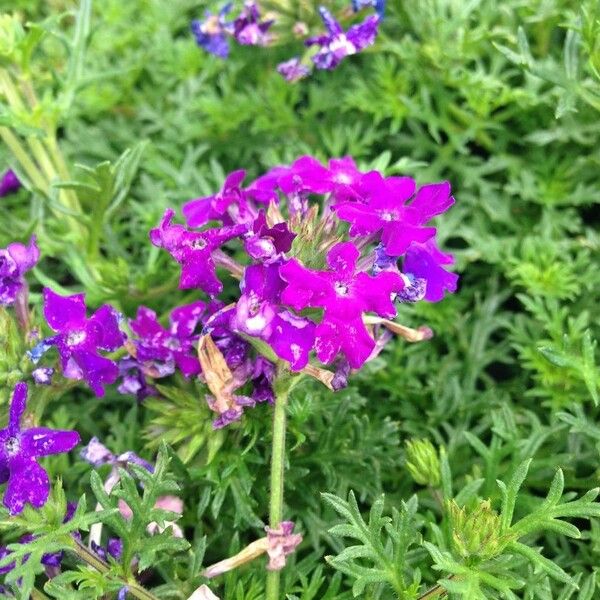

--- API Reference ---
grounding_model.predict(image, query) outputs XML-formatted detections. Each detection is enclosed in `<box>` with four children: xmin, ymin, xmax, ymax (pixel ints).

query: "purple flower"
<box><xmin>0</xmin><ymin>383</ymin><xmax>80</xmax><ymax>515</ymax></box>
<box><xmin>334</xmin><ymin>175</ymin><xmax>454</xmax><ymax>256</ymax></box>
<box><xmin>42</xmin><ymin>288</ymin><xmax>125</xmax><ymax>396</ymax></box>
<box><xmin>232</xmin><ymin>1</ymin><xmax>274</xmax><ymax>46</ymax></box>
<box><xmin>129</xmin><ymin>300</ymin><xmax>206</xmax><ymax>378</ymax></box>
<box><xmin>80</xmin><ymin>437</ymin><xmax>153</xmax><ymax>482</ymax></box>
<box><xmin>0</xmin><ymin>236</ymin><xmax>39</xmax><ymax>306</ymax></box>
<box><xmin>352</xmin><ymin>0</ymin><xmax>386</xmax><ymax>18</ymax></box>
<box><xmin>306</xmin><ymin>7</ymin><xmax>380</xmax><ymax>70</ymax></box>
<box><xmin>0</xmin><ymin>170</ymin><xmax>21</xmax><ymax>197</ymax></box>
<box><xmin>280</xmin><ymin>242</ymin><xmax>403</xmax><ymax>368</ymax></box>
<box><xmin>150</xmin><ymin>209</ymin><xmax>247</xmax><ymax>295</ymax></box>
<box><xmin>117</xmin><ymin>358</ymin><xmax>160</xmax><ymax>402</ymax></box>
<box><xmin>403</xmin><ymin>240</ymin><xmax>459</xmax><ymax>302</ymax></box>
<box><xmin>277</xmin><ymin>58</ymin><xmax>310</xmax><ymax>82</ymax></box>
<box><xmin>183</xmin><ymin>170</ymin><xmax>253</xmax><ymax>227</ymax></box>
<box><xmin>91</xmin><ymin>538</ymin><xmax>123</xmax><ymax>562</ymax></box>
<box><xmin>265</xmin><ymin>521</ymin><xmax>302</xmax><ymax>571</ymax></box>
<box><xmin>233</xmin><ymin>263</ymin><xmax>316</xmax><ymax>370</ymax></box>
<box><xmin>191</xmin><ymin>4</ymin><xmax>233</xmax><ymax>59</ymax></box>
<box><xmin>32</xmin><ymin>367</ymin><xmax>54</xmax><ymax>385</ymax></box>
<box><xmin>244</xmin><ymin>212</ymin><xmax>296</xmax><ymax>262</ymax></box>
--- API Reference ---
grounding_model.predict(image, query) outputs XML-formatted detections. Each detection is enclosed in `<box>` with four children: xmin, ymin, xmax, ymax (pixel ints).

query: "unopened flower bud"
<box><xmin>405</xmin><ymin>438</ymin><xmax>441</xmax><ymax>487</ymax></box>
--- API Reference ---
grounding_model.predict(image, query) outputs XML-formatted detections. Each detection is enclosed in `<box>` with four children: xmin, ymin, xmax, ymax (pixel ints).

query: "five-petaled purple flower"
<box><xmin>281</xmin><ymin>242</ymin><xmax>403</xmax><ymax>368</ymax></box>
<box><xmin>232</xmin><ymin>1</ymin><xmax>274</xmax><ymax>46</ymax></box>
<box><xmin>42</xmin><ymin>288</ymin><xmax>125</xmax><ymax>396</ymax></box>
<box><xmin>191</xmin><ymin>4</ymin><xmax>233</xmax><ymax>59</ymax></box>
<box><xmin>0</xmin><ymin>170</ymin><xmax>21</xmax><ymax>197</ymax></box>
<box><xmin>150</xmin><ymin>209</ymin><xmax>247</xmax><ymax>296</ymax></box>
<box><xmin>334</xmin><ymin>174</ymin><xmax>454</xmax><ymax>256</ymax></box>
<box><xmin>0</xmin><ymin>236</ymin><xmax>39</xmax><ymax>306</ymax></box>
<box><xmin>0</xmin><ymin>383</ymin><xmax>80</xmax><ymax>515</ymax></box>
<box><xmin>306</xmin><ymin>7</ymin><xmax>379</xmax><ymax>70</ymax></box>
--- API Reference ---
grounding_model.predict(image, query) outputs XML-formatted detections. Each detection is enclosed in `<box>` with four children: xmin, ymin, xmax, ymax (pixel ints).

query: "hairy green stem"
<box><xmin>266</xmin><ymin>382</ymin><xmax>289</xmax><ymax>600</ymax></box>
<box><xmin>71</xmin><ymin>540</ymin><xmax>160</xmax><ymax>600</ymax></box>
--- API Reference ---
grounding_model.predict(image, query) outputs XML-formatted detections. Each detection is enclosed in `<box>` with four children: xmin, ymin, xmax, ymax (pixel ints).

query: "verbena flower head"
<box><xmin>0</xmin><ymin>383</ymin><xmax>80</xmax><ymax>515</ymax></box>
<box><xmin>192</xmin><ymin>1</ymin><xmax>383</xmax><ymax>80</ymax></box>
<box><xmin>0</xmin><ymin>236</ymin><xmax>39</xmax><ymax>306</ymax></box>
<box><xmin>152</xmin><ymin>154</ymin><xmax>457</xmax><ymax>427</ymax></box>
<box><xmin>0</xmin><ymin>169</ymin><xmax>21</xmax><ymax>197</ymax></box>
<box><xmin>42</xmin><ymin>288</ymin><xmax>125</xmax><ymax>396</ymax></box>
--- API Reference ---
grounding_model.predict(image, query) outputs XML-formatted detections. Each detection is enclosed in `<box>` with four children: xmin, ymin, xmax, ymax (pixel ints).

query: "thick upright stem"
<box><xmin>266</xmin><ymin>384</ymin><xmax>289</xmax><ymax>600</ymax></box>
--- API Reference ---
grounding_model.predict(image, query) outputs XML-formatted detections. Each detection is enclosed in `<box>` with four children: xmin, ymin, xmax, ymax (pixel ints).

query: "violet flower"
<box><xmin>280</xmin><ymin>242</ymin><xmax>403</xmax><ymax>368</ymax></box>
<box><xmin>0</xmin><ymin>236</ymin><xmax>39</xmax><ymax>306</ymax></box>
<box><xmin>42</xmin><ymin>288</ymin><xmax>125</xmax><ymax>396</ymax></box>
<box><xmin>232</xmin><ymin>1</ymin><xmax>274</xmax><ymax>46</ymax></box>
<box><xmin>306</xmin><ymin>7</ymin><xmax>380</xmax><ymax>70</ymax></box>
<box><xmin>191</xmin><ymin>4</ymin><xmax>233</xmax><ymax>58</ymax></box>
<box><xmin>334</xmin><ymin>174</ymin><xmax>454</xmax><ymax>256</ymax></box>
<box><xmin>129</xmin><ymin>300</ymin><xmax>206</xmax><ymax>378</ymax></box>
<box><xmin>150</xmin><ymin>209</ymin><xmax>247</xmax><ymax>295</ymax></box>
<box><xmin>0</xmin><ymin>169</ymin><xmax>21</xmax><ymax>197</ymax></box>
<box><xmin>265</xmin><ymin>521</ymin><xmax>303</xmax><ymax>571</ymax></box>
<box><xmin>0</xmin><ymin>383</ymin><xmax>80</xmax><ymax>515</ymax></box>
<box><xmin>244</xmin><ymin>212</ymin><xmax>296</xmax><ymax>263</ymax></box>
<box><xmin>117</xmin><ymin>358</ymin><xmax>160</xmax><ymax>402</ymax></box>
<box><xmin>32</xmin><ymin>366</ymin><xmax>54</xmax><ymax>386</ymax></box>
<box><xmin>277</xmin><ymin>58</ymin><xmax>310</xmax><ymax>82</ymax></box>
<box><xmin>403</xmin><ymin>240</ymin><xmax>459</xmax><ymax>302</ymax></box>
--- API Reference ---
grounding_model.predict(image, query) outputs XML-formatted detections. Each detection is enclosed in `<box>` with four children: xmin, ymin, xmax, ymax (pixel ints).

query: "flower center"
<box><xmin>4</xmin><ymin>436</ymin><xmax>20</xmax><ymax>457</ymax></box>
<box><xmin>379</xmin><ymin>211</ymin><xmax>395</xmax><ymax>222</ymax></box>
<box><xmin>190</xmin><ymin>238</ymin><xmax>207</xmax><ymax>250</ymax></box>
<box><xmin>66</xmin><ymin>330</ymin><xmax>87</xmax><ymax>346</ymax></box>
<box><xmin>334</xmin><ymin>281</ymin><xmax>349</xmax><ymax>296</ymax></box>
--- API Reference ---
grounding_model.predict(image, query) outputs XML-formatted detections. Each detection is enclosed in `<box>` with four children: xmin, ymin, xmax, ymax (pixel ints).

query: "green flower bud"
<box><xmin>0</xmin><ymin>14</ymin><xmax>24</xmax><ymax>62</ymax></box>
<box><xmin>447</xmin><ymin>499</ymin><xmax>513</xmax><ymax>560</ymax></box>
<box><xmin>405</xmin><ymin>438</ymin><xmax>441</xmax><ymax>487</ymax></box>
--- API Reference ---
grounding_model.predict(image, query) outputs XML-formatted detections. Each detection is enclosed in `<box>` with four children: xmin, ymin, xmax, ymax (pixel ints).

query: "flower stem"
<box><xmin>70</xmin><ymin>539</ymin><xmax>160</xmax><ymax>600</ymax></box>
<box><xmin>266</xmin><ymin>382</ymin><xmax>289</xmax><ymax>600</ymax></box>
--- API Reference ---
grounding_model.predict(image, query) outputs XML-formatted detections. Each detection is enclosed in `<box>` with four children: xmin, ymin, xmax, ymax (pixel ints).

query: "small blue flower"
<box><xmin>191</xmin><ymin>3</ymin><xmax>233</xmax><ymax>59</ymax></box>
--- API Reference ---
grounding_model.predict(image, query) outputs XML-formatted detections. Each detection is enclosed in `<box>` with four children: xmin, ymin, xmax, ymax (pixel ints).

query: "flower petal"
<box><xmin>4</xmin><ymin>458</ymin><xmax>50</xmax><ymax>515</ymax></box>
<box><xmin>43</xmin><ymin>288</ymin><xmax>87</xmax><ymax>332</ymax></box>
<box><xmin>21</xmin><ymin>428</ymin><xmax>80</xmax><ymax>458</ymax></box>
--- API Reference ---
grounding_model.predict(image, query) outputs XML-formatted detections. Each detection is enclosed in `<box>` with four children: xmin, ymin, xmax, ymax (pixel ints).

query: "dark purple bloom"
<box><xmin>306</xmin><ymin>7</ymin><xmax>379</xmax><ymax>70</ymax></box>
<box><xmin>150</xmin><ymin>209</ymin><xmax>247</xmax><ymax>296</ymax></box>
<box><xmin>0</xmin><ymin>170</ymin><xmax>21</xmax><ymax>197</ymax></box>
<box><xmin>91</xmin><ymin>538</ymin><xmax>123</xmax><ymax>562</ymax></box>
<box><xmin>403</xmin><ymin>240</ymin><xmax>459</xmax><ymax>302</ymax></box>
<box><xmin>117</xmin><ymin>358</ymin><xmax>160</xmax><ymax>402</ymax></box>
<box><xmin>277</xmin><ymin>58</ymin><xmax>310</xmax><ymax>82</ymax></box>
<box><xmin>280</xmin><ymin>242</ymin><xmax>403</xmax><ymax>368</ymax></box>
<box><xmin>0</xmin><ymin>236</ymin><xmax>39</xmax><ymax>306</ymax></box>
<box><xmin>0</xmin><ymin>383</ymin><xmax>80</xmax><ymax>515</ymax></box>
<box><xmin>42</xmin><ymin>288</ymin><xmax>125</xmax><ymax>396</ymax></box>
<box><xmin>32</xmin><ymin>367</ymin><xmax>54</xmax><ymax>385</ymax></box>
<box><xmin>191</xmin><ymin>4</ymin><xmax>233</xmax><ymax>59</ymax></box>
<box><xmin>183</xmin><ymin>170</ymin><xmax>253</xmax><ymax>227</ymax></box>
<box><xmin>233</xmin><ymin>263</ymin><xmax>316</xmax><ymax>370</ymax></box>
<box><xmin>129</xmin><ymin>301</ymin><xmax>206</xmax><ymax>378</ymax></box>
<box><xmin>232</xmin><ymin>1</ymin><xmax>274</xmax><ymax>46</ymax></box>
<box><xmin>334</xmin><ymin>175</ymin><xmax>454</xmax><ymax>256</ymax></box>
<box><xmin>244</xmin><ymin>212</ymin><xmax>296</xmax><ymax>262</ymax></box>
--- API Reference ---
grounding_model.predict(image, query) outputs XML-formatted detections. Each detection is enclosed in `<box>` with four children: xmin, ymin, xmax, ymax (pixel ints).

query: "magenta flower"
<box><xmin>334</xmin><ymin>174</ymin><xmax>454</xmax><ymax>256</ymax></box>
<box><xmin>0</xmin><ymin>383</ymin><xmax>80</xmax><ymax>515</ymax></box>
<box><xmin>150</xmin><ymin>209</ymin><xmax>247</xmax><ymax>295</ymax></box>
<box><xmin>42</xmin><ymin>288</ymin><xmax>125</xmax><ymax>396</ymax></box>
<box><xmin>244</xmin><ymin>212</ymin><xmax>296</xmax><ymax>262</ymax></box>
<box><xmin>0</xmin><ymin>236</ymin><xmax>39</xmax><ymax>306</ymax></box>
<box><xmin>0</xmin><ymin>170</ymin><xmax>21</xmax><ymax>197</ymax></box>
<box><xmin>403</xmin><ymin>240</ymin><xmax>459</xmax><ymax>302</ymax></box>
<box><xmin>129</xmin><ymin>301</ymin><xmax>206</xmax><ymax>378</ymax></box>
<box><xmin>280</xmin><ymin>242</ymin><xmax>403</xmax><ymax>367</ymax></box>
<box><xmin>306</xmin><ymin>7</ymin><xmax>380</xmax><ymax>70</ymax></box>
<box><xmin>183</xmin><ymin>170</ymin><xmax>252</xmax><ymax>227</ymax></box>
<box><xmin>233</xmin><ymin>263</ymin><xmax>316</xmax><ymax>370</ymax></box>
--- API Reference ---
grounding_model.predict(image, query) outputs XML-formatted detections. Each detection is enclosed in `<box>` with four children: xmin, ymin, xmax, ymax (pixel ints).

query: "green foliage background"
<box><xmin>1</xmin><ymin>0</ymin><xmax>600</xmax><ymax>598</ymax></box>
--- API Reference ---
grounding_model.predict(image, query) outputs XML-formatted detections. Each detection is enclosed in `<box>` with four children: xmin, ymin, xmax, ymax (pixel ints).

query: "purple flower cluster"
<box><xmin>151</xmin><ymin>154</ymin><xmax>457</xmax><ymax>426</ymax></box>
<box><xmin>192</xmin><ymin>2</ymin><xmax>383</xmax><ymax>81</ymax></box>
